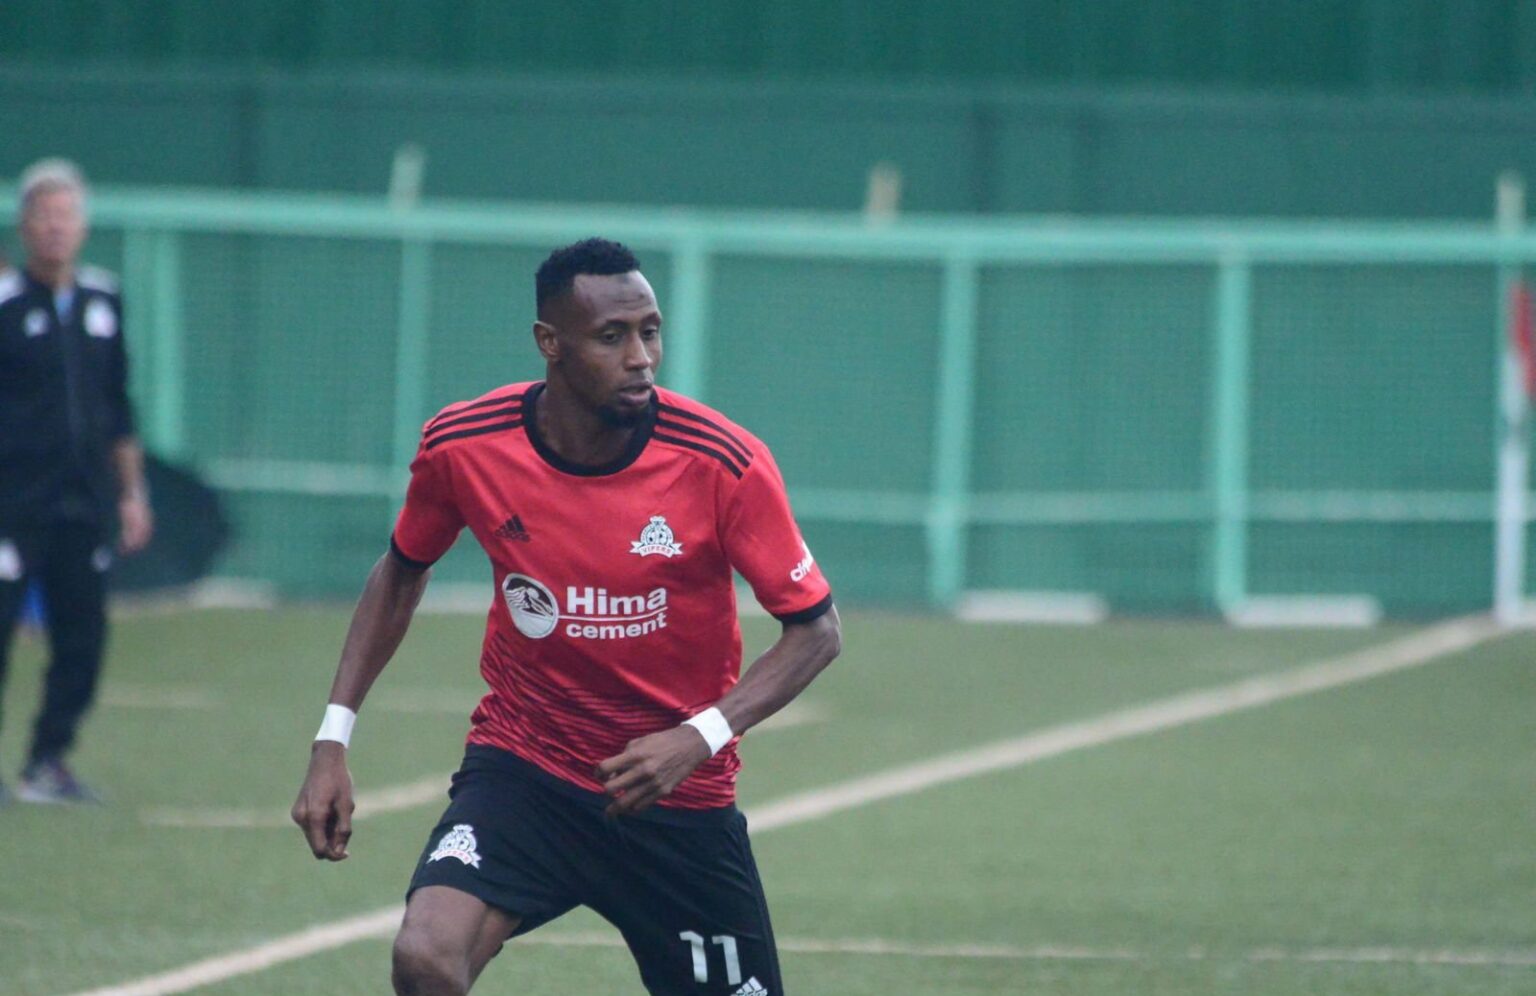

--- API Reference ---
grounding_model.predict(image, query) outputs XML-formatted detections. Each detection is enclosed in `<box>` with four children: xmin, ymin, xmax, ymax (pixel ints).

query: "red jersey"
<box><xmin>391</xmin><ymin>381</ymin><xmax>833</xmax><ymax>808</ymax></box>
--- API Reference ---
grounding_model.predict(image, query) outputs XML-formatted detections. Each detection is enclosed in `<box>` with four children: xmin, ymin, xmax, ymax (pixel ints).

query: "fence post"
<box><xmin>666</xmin><ymin>237</ymin><xmax>711</xmax><ymax>400</ymax></box>
<box><xmin>1209</xmin><ymin>250</ymin><xmax>1252</xmax><ymax>615</ymax></box>
<box><xmin>393</xmin><ymin>236</ymin><xmax>433</xmax><ymax>475</ymax></box>
<box><xmin>1493</xmin><ymin>170</ymin><xmax>1528</xmax><ymax>625</ymax></box>
<box><xmin>134</xmin><ymin>229</ymin><xmax>188</xmax><ymax>460</ymax></box>
<box><xmin>927</xmin><ymin>253</ymin><xmax>979</xmax><ymax>609</ymax></box>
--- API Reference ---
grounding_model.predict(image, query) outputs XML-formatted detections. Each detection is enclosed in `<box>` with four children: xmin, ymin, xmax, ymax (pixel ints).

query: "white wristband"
<box><xmin>315</xmin><ymin>704</ymin><xmax>357</xmax><ymax>747</ymax></box>
<box><xmin>682</xmin><ymin>706</ymin><xmax>734</xmax><ymax>757</ymax></box>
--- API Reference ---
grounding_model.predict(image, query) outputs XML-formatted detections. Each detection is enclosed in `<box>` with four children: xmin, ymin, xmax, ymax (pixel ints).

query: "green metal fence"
<box><xmin>9</xmin><ymin>188</ymin><xmax>1531</xmax><ymax>614</ymax></box>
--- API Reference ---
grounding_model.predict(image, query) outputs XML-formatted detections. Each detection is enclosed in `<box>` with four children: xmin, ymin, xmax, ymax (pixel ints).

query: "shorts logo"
<box><xmin>733</xmin><ymin>979</ymin><xmax>769</xmax><ymax>996</ymax></box>
<box><xmin>502</xmin><ymin>571</ymin><xmax>669</xmax><ymax>641</ymax></box>
<box><xmin>428</xmin><ymin>824</ymin><xmax>482</xmax><ymax>868</ymax></box>
<box><xmin>502</xmin><ymin>573</ymin><xmax>560</xmax><ymax>639</ymax></box>
<box><xmin>630</xmin><ymin>515</ymin><xmax>683</xmax><ymax>558</ymax></box>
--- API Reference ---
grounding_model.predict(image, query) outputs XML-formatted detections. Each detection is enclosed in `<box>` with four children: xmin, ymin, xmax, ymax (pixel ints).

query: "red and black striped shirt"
<box><xmin>392</xmin><ymin>382</ymin><xmax>832</xmax><ymax>808</ymax></box>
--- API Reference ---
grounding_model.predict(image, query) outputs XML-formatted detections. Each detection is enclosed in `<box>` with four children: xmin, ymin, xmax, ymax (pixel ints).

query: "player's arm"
<box><xmin>292</xmin><ymin>550</ymin><xmax>432</xmax><ymax>860</ymax></box>
<box><xmin>111</xmin><ymin>437</ymin><xmax>153</xmax><ymax>554</ymax></box>
<box><xmin>711</xmin><ymin>607</ymin><xmax>841</xmax><ymax>736</ymax></box>
<box><xmin>107</xmin><ymin>308</ymin><xmax>152</xmax><ymax>554</ymax></box>
<box><xmin>596</xmin><ymin>608</ymin><xmax>840</xmax><ymax>816</ymax></box>
<box><xmin>291</xmin><ymin>421</ymin><xmax>460</xmax><ymax>861</ymax></box>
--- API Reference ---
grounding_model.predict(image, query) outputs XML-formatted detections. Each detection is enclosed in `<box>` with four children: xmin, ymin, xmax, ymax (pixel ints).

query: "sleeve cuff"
<box><xmin>772</xmin><ymin>593</ymin><xmax>834</xmax><ymax>625</ymax></box>
<box><xmin>389</xmin><ymin>535</ymin><xmax>436</xmax><ymax>571</ymax></box>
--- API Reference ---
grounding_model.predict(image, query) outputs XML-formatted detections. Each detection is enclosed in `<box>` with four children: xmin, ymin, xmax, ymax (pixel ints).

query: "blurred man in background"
<box><xmin>0</xmin><ymin>158</ymin><xmax>153</xmax><ymax>805</ymax></box>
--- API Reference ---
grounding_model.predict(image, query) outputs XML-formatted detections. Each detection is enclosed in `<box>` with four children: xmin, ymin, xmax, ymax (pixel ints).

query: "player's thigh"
<box><xmin>0</xmin><ymin>529</ymin><xmax>46</xmax><ymax>658</ymax></box>
<box><xmin>598</xmin><ymin>809</ymin><xmax>782</xmax><ymax>996</ymax></box>
<box><xmin>395</xmin><ymin>885</ymin><xmax>521</xmax><ymax>985</ymax></box>
<box><xmin>36</xmin><ymin>522</ymin><xmax>106</xmax><ymax>636</ymax></box>
<box><xmin>407</xmin><ymin>752</ymin><xmax>590</xmax><ymax>940</ymax></box>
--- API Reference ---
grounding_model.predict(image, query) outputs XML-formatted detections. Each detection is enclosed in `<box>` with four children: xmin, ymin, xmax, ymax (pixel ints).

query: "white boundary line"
<box><xmin>72</xmin><ymin>615</ymin><xmax>1506</xmax><ymax>996</ymax></box>
<box><xmin>139</xmin><ymin>702</ymin><xmax>828</xmax><ymax>829</ymax></box>
<box><xmin>141</xmin><ymin>776</ymin><xmax>449</xmax><ymax>829</ymax></box>
<box><xmin>516</xmin><ymin>931</ymin><xmax>1536</xmax><ymax>968</ymax></box>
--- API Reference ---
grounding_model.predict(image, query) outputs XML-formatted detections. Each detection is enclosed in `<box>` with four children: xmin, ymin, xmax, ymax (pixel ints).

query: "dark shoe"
<box><xmin>16</xmin><ymin>759</ymin><xmax>103</xmax><ymax>805</ymax></box>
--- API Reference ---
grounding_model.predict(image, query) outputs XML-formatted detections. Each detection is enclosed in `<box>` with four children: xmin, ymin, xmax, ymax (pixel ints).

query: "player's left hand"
<box><xmin>118</xmin><ymin>494</ymin><xmax>154</xmax><ymax>554</ymax></box>
<box><xmin>595</xmin><ymin>726</ymin><xmax>713</xmax><ymax>816</ymax></box>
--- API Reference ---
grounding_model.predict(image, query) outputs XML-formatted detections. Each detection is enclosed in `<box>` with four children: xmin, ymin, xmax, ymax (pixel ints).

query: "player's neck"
<box><xmin>26</xmin><ymin>259</ymin><xmax>75</xmax><ymax>292</ymax></box>
<box><xmin>535</xmin><ymin>380</ymin><xmax>638</xmax><ymax>468</ymax></box>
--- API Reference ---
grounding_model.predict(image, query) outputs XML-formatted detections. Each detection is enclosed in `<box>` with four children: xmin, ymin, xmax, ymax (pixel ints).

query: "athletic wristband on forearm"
<box><xmin>682</xmin><ymin>706</ymin><xmax>733</xmax><ymax>756</ymax></box>
<box><xmin>314</xmin><ymin>704</ymin><xmax>357</xmax><ymax>747</ymax></box>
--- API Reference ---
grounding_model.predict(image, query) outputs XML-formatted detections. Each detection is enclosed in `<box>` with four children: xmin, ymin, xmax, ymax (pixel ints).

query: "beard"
<box><xmin>597</xmin><ymin>403</ymin><xmax>646</xmax><ymax>428</ymax></box>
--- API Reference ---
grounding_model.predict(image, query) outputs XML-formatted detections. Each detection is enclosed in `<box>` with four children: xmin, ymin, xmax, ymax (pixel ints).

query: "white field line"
<box><xmin>518</xmin><ymin>931</ymin><xmax>1536</xmax><ymax>968</ymax></box>
<box><xmin>63</xmin><ymin>923</ymin><xmax>1536</xmax><ymax>996</ymax></box>
<box><xmin>141</xmin><ymin>776</ymin><xmax>449</xmax><ymax>829</ymax></box>
<box><xmin>138</xmin><ymin>702</ymin><xmax>828</xmax><ymax>828</ymax></box>
<box><xmin>66</xmin><ymin>908</ymin><xmax>405</xmax><ymax>996</ymax></box>
<box><xmin>746</xmin><ymin>699</ymin><xmax>826</xmax><ymax>732</ymax></box>
<box><xmin>748</xmin><ymin>614</ymin><xmax>1498</xmax><ymax>832</ymax></box>
<box><xmin>99</xmin><ymin>686</ymin><xmax>221</xmax><ymax>710</ymax></box>
<box><xmin>77</xmin><ymin>615</ymin><xmax>1505</xmax><ymax>996</ymax></box>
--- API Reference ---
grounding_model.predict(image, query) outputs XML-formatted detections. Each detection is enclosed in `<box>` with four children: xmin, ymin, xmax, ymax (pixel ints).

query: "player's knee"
<box><xmin>392</xmin><ymin>928</ymin><xmax>470</xmax><ymax>996</ymax></box>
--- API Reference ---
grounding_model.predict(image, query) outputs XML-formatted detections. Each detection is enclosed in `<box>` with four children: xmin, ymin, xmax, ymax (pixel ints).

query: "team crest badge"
<box><xmin>85</xmin><ymin>298</ymin><xmax>118</xmax><ymax>338</ymax></box>
<box><xmin>630</xmin><ymin>516</ymin><xmax>683</xmax><ymax>558</ymax></box>
<box><xmin>24</xmin><ymin>309</ymin><xmax>48</xmax><ymax>337</ymax></box>
<box><xmin>0</xmin><ymin>540</ymin><xmax>21</xmax><ymax>581</ymax></box>
<box><xmin>428</xmin><ymin>824</ymin><xmax>482</xmax><ymax>868</ymax></box>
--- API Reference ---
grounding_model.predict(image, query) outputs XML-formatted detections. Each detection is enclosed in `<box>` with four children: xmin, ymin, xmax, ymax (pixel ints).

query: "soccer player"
<box><xmin>292</xmin><ymin>238</ymin><xmax>840</xmax><ymax>996</ymax></box>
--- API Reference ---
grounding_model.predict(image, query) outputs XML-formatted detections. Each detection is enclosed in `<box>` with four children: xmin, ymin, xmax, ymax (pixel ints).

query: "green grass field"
<box><xmin>1</xmin><ymin>606</ymin><xmax>1532</xmax><ymax>995</ymax></box>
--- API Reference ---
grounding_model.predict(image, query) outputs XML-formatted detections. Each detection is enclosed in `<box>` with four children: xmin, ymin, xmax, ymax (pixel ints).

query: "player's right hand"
<box><xmin>291</xmin><ymin>741</ymin><xmax>356</xmax><ymax>861</ymax></box>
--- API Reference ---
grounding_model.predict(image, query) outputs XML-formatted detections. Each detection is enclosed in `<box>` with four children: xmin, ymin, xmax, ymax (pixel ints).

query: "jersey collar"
<box><xmin>522</xmin><ymin>381</ymin><xmax>658</xmax><ymax>477</ymax></box>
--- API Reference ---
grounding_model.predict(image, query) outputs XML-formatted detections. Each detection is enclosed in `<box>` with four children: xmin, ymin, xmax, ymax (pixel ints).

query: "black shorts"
<box><xmin>408</xmin><ymin>745</ymin><xmax>782</xmax><ymax>995</ymax></box>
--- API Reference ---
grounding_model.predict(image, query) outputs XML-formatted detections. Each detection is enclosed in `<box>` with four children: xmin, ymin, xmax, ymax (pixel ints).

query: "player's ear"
<box><xmin>533</xmin><ymin>321</ymin><xmax>560</xmax><ymax>362</ymax></box>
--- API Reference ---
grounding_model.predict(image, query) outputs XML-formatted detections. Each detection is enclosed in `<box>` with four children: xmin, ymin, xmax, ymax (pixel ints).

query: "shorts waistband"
<box><xmin>461</xmin><ymin>744</ymin><xmax>743</xmax><ymax>829</ymax></box>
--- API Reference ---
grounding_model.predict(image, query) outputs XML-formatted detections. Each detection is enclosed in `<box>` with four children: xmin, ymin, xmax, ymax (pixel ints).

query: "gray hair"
<box><xmin>19</xmin><ymin>158</ymin><xmax>88</xmax><ymax>216</ymax></box>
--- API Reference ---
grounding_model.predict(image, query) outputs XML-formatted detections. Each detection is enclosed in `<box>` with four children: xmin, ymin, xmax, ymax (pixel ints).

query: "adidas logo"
<box><xmin>732</xmin><ymin>979</ymin><xmax>768</xmax><ymax>996</ymax></box>
<box><xmin>493</xmin><ymin>515</ymin><xmax>531</xmax><ymax>542</ymax></box>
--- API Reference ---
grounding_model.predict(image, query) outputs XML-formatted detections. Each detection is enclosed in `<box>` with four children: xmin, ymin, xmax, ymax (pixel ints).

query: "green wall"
<box><xmin>7</xmin><ymin>67</ymin><xmax>1536</xmax><ymax>220</ymax></box>
<box><xmin>8</xmin><ymin>1</ymin><xmax>1536</xmax><ymax>95</ymax></box>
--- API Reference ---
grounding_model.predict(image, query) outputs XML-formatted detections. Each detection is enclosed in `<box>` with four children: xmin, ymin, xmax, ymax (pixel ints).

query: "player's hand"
<box><xmin>594</xmin><ymin>726</ymin><xmax>713</xmax><ymax>816</ymax></box>
<box><xmin>291</xmin><ymin>741</ymin><xmax>355</xmax><ymax>861</ymax></box>
<box><xmin>118</xmin><ymin>494</ymin><xmax>153</xmax><ymax>554</ymax></box>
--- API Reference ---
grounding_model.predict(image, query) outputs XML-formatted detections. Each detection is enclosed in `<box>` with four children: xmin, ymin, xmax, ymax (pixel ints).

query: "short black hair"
<box><xmin>535</xmin><ymin>238</ymin><xmax>641</xmax><ymax>313</ymax></box>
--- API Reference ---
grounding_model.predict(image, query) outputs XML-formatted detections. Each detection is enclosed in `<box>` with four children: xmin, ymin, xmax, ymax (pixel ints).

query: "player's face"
<box><xmin>21</xmin><ymin>187</ymin><xmax>87</xmax><ymax>272</ymax></box>
<box><xmin>546</xmin><ymin>271</ymin><xmax>663</xmax><ymax>426</ymax></box>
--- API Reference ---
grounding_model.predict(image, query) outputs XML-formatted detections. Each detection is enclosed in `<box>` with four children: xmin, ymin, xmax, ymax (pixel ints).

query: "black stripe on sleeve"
<box><xmin>773</xmin><ymin>593</ymin><xmax>834</xmax><ymax>625</ymax></box>
<box><xmin>654</xmin><ymin>416</ymin><xmax>752</xmax><ymax>468</ymax></box>
<box><xmin>424</xmin><ymin>403</ymin><xmax>523</xmax><ymax>441</ymax></box>
<box><xmin>657</xmin><ymin>404</ymin><xmax>750</xmax><ymax>456</ymax></box>
<box><xmin>425</xmin><ymin>391</ymin><xmax>525</xmax><ymax>433</ymax></box>
<box><xmin>424</xmin><ymin>418</ymin><xmax>524</xmax><ymax>451</ymax></box>
<box><xmin>653</xmin><ymin>431</ymin><xmax>745</xmax><ymax>478</ymax></box>
<box><xmin>389</xmin><ymin>535</ymin><xmax>435</xmax><ymax>571</ymax></box>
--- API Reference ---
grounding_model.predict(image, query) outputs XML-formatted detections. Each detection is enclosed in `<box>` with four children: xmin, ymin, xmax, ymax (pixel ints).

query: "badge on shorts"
<box><xmin>428</xmin><ymin>824</ymin><xmax>482</xmax><ymax>868</ymax></box>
